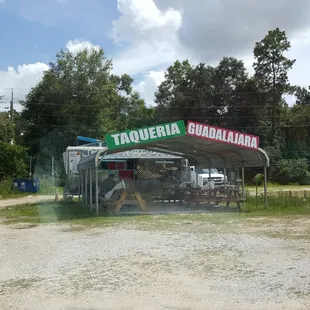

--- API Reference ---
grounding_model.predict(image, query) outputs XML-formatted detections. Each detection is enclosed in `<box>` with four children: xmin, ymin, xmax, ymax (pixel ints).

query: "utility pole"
<box><xmin>8</xmin><ymin>89</ymin><xmax>14</xmax><ymax>145</ymax></box>
<box><xmin>10</xmin><ymin>88</ymin><xmax>14</xmax><ymax>125</ymax></box>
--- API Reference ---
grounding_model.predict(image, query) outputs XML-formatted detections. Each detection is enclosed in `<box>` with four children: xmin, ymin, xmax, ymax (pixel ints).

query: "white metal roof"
<box><xmin>77</xmin><ymin>148</ymin><xmax>109</xmax><ymax>171</ymax></box>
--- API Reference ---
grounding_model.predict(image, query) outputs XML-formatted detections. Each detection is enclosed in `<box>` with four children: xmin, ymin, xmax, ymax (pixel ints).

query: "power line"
<box><xmin>18</xmin><ymin>102</ymin><xmax>305</xmax><ymax>108</ymax></box>
<box><xmin>0</xmin><ymin>87</ymin><xmax>304</xmax><ymax>97</ymax></box>
<box><xmin>18</xmin><ymin>123</ymin><xmax>310</xmax><ymax>129</ymax></box>
<box><xmin>13</xmin><ymin>112</ymin><xmax>310</xmax><ymax>120</ymax></box>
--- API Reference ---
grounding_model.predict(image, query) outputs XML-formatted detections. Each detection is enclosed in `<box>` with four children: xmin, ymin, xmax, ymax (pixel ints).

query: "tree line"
<box><xmin>1</xmin><ymin>28</ymin><xmax>310</xmax><ymax>184</ymax></box>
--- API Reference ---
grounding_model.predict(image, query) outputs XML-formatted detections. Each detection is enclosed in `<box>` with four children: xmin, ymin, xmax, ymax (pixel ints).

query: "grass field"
<box><xmin>1</xmin><ymin>191</ymin><xmax>310</xmax><ymax>227</ymax></box>
<box><xmin>1</xmin><ymin>180</ymin><xmax>309</xmax><ymax>200</ymax></box>
<box><xmin>246</xmin><ymin>184</ymin><xmax>310</xmax><ymax>193</ymax></box>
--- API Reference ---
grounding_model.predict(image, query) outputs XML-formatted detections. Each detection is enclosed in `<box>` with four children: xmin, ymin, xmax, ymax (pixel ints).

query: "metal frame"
<box><xmin>77</xmin><ymin>136</ymin><xmax>270</xmax><ymax>214</ymax></box>
<box><xmin>63</xmin><ymin>146</ymin><xmax>108</xmax><ymax>200</ymax></box>
<box><xmin>105</xmin><ymin>136</ymin><xmax>270</xmax><ymax>208</ymax></box>
<box><xmin>77</xmin><ymin>148</ymin><xmax>109</xmax><ymax>216</ymax></box>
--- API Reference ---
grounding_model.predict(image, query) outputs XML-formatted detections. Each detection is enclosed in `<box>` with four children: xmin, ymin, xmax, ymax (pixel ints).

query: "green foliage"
<box><xmin>154</xmin><ymin>28</ymin><xmax>310</xmax><ymax>185</ymax></box>
<box><xmin>0</xmin><ymin>112</ymin><xmax>14</xmax><ymax>143</ymax></box>
<box><xmin>295</xmin><ymin>86</ymin><xmax>310</xmax><ymax>105</ymax></box>
<box><xmin>272</xmin><ymin>158</ymin><xmax>310</xmax><ymax>185</ymax></box>
<box><xmin>253</xmin><ymin>28</ymin><xmax>295</xmax><ymax>139</ymax></box>
<box><xmin>245</xmin><ymin>191</ymin><xmax>310</xmax><ymax>211</ymax></box>
<box><xmin>253</xmin><ymin>28</ymin><xmax>295</xmax><ymax>92</ymax></box>
<box><xmin>154</xmin><ymin>57</ymin><xmax>249</xmax><ymax>127</ymax></box>
<box><xmin>0</xmin><ymin>142</ymin><xmax>28</xmax><ymax>181</ymax></box>
<box><xmin>21</xmin><ymin>47</ymin><xmax>152</xmax><ymax>160</ymax></box>
<box><xmin>2</xmin><ymin>28</ymin><xmax>309</xmax><ymax>188</ymax></box>
<box><xmin>0</xmin><ymin>178</ymin><xmax>28</xmax><ymax>199</ymax></box>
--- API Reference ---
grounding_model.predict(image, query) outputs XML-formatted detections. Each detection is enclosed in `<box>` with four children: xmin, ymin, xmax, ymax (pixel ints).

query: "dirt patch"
<box><xmin>0</xmin><ymin>219</ymin><xmax>310</xmax><ymax>309</ymax></box>
<box><xmin>0</xmin><ymin>196</ymin><xmax>55</xmax><ymax>208</ymax></box>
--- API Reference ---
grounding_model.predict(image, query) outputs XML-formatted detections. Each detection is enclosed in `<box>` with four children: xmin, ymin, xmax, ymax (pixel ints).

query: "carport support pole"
<box><xmin>241</xmin><ymin>165</ymin><xmax>245</xmax><ymax>199</ymax></box>
<box><xmin>224</xmin><ymin>167</ymin><xmax>227</xmax><ymax>190</ymax></box>
<box><xmin>81</xmin><ymin>172</ymin><xmax>84</xmax><ymax>204</ymax></box>
<box><xmin>85</xmin><ymin>169</ymin><xmax>88</xmax><ymax>207</ymax></box>
<box><xmin>209</xmin><ymin>166</ymin><xmax>211</xmax><ymax>187</ymax></box>
<box><xmin>90</xmin><ymin>168</ymin><xmax>93</xmax><ymax>212</ymax></box>
<box><xmin>78</xmin><ymin>173</ymin><xmax>81</xmax><ymax>201</ymax></box>
<box><xmin>264</xmin><ymin>165</ymin><xmax>268</xmax><ymax>208</ymax></box>
<box><xmin>95</xmin><ymin>166</ymin><xmax>99</xmax><ymax>216</ymax></box>
<box><xmin>209</xmin><ymin>164</ymin><xmax>212</xmax><ymax>199</ymax></box>
<box><xmin>196</xmin><ymin>171</ymin><xmax>199</xmax><ymax>188</ymax></box>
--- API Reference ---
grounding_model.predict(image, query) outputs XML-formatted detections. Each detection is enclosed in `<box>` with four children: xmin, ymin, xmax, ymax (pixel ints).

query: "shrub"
<box><xmin>272</xmin><ymin>158</ymin><xmax>310</xmax><ymax>185</ymax></box>
<box><xmin>0</xmin><ymin>142</ymin><xmax>28</xmax><ymax>181</ymax></box>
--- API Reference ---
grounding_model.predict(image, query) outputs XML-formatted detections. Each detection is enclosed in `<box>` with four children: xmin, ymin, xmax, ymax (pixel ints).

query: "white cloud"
<box><xmin>287</xmin><ymin>29</ymin><xmax>310</xmax><ymax>88</ymax></box>
<box><xmin>2</xmin><ymin>0</ymin><xmax>310</xmax><ymax>111</ymax></box>
<box><xmin>111</xmin><ymin>0</ymin><xmax>193</xmax><ymax>104</ymax></box>
<box><xmin>112</xmin><ymin>0</ymin><xmax>181</xmax><ymax>43</ymax></box>
<box><xmin>111</xmin><ymin>0</ymin><xmax>194</xmax><ymax>78</ymax></box>
<box><xmin>112</xmin><ymin>41</ymin><xmax>178</xmax><ymax>76</ymax></box>
<box><xmin>134</xmin><ymin>71</ymin><xmax>165</xmax><ymax>106</ymax></box>
<box><xmin>156</xmin><ymin>0</ymin><xmax>310</xmax><ymax>62</ymax></box>
<box><xmin>111</xmin><ymin>0</ymin><xmax>310</xmax><ymax>106</ymax></box>
<box><xmin>66</xmin><ymin>40</ymin><xmax>100</xmax><ymax>54</ymax></box>
<box><xmin>0</xmin><ymin>63</ymin><xmax>48</xmax><ymax>112</ymax></box>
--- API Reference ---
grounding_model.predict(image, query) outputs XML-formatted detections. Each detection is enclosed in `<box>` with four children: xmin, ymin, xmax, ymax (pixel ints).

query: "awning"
<box><xmin>104</xmin><ymin>120</ymin><xmax>269</xmax><ymax>168</ymax></box>
<box><xmin>78</xmin><ymin>148</ymin><xmax>108</xmax><ymax>171</ymax></box>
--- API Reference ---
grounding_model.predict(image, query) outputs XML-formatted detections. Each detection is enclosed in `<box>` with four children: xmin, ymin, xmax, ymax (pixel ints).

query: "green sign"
<box><xmin>105</xmin><ymin>120</ymin><xmax>186</xmax><ymax>150</ymax></box>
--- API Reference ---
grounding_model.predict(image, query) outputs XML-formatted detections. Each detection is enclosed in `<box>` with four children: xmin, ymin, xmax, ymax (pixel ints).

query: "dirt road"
<box><xmin>1</xmin><ymin>217</ymin><xmax>310</xmax><ymax>310</ymax></box>
<box><xmin>0</xmin><ymin>195</ymin><xmax>55</xmax><ymax>208</ymax></box>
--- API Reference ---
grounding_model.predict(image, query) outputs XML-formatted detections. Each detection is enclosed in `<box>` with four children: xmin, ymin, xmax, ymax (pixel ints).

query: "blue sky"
<box><xmin>0</xmin><ymin>0</ymin><xmax>310</xmax><ymax>110</ymax></box>
<box><xmin>0</xmin><ymin>0</ymin><xmax>119</xmax><ymax>68</ymax></box>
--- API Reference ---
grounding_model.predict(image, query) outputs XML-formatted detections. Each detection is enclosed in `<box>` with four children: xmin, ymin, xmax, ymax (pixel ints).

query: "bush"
<box><xmin>272</xmin><ymin>158</ymin><xmax>310</xmax><ymax>185</ymax></box>
<box><xmin>0</xmin><ymin>142</ymin><xmax>28</xmax><ymax>181</ymax></box>
<box><xmin>0</xmin><ymin>178</ymin><xmax>27</xmax><ymax>199</ymax></box>
<box><xmin>299</xmin><ymin>172</ymin><xmax>310</xmax><ymax>185</ymax></box>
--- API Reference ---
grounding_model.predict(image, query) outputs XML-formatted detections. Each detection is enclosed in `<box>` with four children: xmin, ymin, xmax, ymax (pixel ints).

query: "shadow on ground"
<box><xmin>0</xmin><ymin>200</ymin><xmax>241</xmax><ymax>224</ymax></box>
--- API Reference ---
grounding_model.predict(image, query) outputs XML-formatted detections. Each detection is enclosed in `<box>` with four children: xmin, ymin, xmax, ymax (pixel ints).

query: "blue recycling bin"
<box><xmin>12</xmin><ymin>179</ymin><xmax>40</xmax><ymax>193</ymax></box>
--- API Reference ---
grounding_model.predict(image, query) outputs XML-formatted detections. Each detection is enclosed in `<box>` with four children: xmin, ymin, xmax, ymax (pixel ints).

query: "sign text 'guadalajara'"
<box><xmin>187</xmin><ymin>121</ymin><xmax>259</xmax><ymax>150</ymax></box>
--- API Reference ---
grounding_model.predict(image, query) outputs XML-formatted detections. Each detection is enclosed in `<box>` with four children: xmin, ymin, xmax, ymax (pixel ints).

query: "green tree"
<box><xmin>295</xmin><ymin>85</ymin><xmax>310</xmax><ymax>105</ymax></box>
<box><xmin>21</xmin><ymin>47</ymin><xmax>151</xmax><ymax>160</ymax></box>
<box><xmin>253</xmin><ymin>28</ymin><xmax>295</xmax><ymax>137</ymax></box>
<box><xmin>0</xmin><ymin>142</ymin><xmax>28</xmax><ymax>180</ymax></box>
<box><xmin>154</xmin><ymin>60</ymin><xmax>195</xmax><ymax>123</ymax></box>
<box><xmin>273</xmin><ymin>158</ymin><xmax>310</xmax><ymax>185</ymax></box>
<box><xmin>154</xmin><ymin>57</ymin><xmax>250</xmax><ymax>127</ymax></box>
<box><xmin>224</xmin><ymin>78</ymin><xmax>266</xmax><ymax>136</ymax></box>
<box><xmin>281</xmin><ymin>104</ymin><xmax>310</xmax><ymax>160</ymax></box>
<box><xmin>0</xmin><ymin>112</ymin><xmax>14</xmax><ymax>143</ymax></box>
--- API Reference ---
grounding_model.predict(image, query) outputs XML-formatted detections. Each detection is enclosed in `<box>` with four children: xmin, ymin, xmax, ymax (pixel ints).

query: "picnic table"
<box><xmin>176</xmin><ymin>184</ymin><xmax>245</xmax><ymax>209</ymax></box>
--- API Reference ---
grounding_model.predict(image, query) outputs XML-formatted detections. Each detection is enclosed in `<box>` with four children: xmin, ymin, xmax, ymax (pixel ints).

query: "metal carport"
<box><xmin>78</xmin><ymin>120</ymin><xmax>270</xmax><ymax>214</ymax></box>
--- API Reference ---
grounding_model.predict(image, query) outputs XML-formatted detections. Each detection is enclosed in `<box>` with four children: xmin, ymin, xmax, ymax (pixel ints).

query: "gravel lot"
<box><xmin>1</xmin><ymin>218</ymin><xmax>310</xmax><ymax>310</ymax></box>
